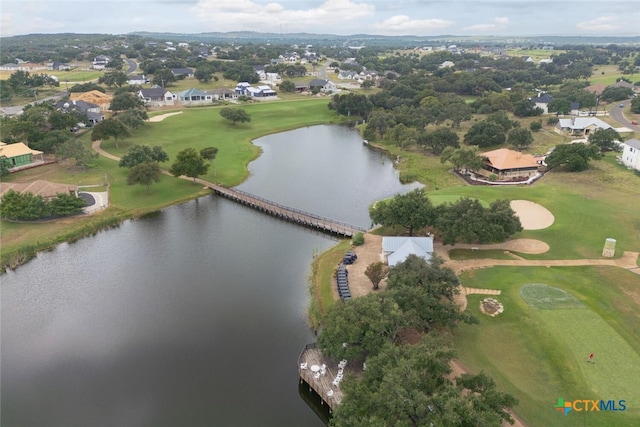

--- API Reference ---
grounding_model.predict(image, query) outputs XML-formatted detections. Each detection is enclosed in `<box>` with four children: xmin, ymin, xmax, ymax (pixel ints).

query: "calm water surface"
<box><xmin>1</xmin><ymin>125</ymin><xmax>421</xmax><ymax>426</ymax></box>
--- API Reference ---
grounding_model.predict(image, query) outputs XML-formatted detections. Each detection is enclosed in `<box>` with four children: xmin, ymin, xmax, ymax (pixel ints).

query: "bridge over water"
<box><xmin>201</xmin><ymin>182</ymin><xmax>367</xmax><ymax>238</ymax></box>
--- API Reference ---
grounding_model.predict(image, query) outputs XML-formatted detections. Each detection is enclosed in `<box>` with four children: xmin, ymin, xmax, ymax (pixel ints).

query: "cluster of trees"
<box><xmin>0</xmin><ymin>190</ymin><xmax>86</xmax><ymax>221</ymax></box>
<box><xmin>318</xmin><ymin>255</ymin><xmax>517</xmax><ymax>426</ymax></box>
<box><xmin>369</xmin><ymin>189</ymin><xmax>522</xmax><ymax>244</ymax></box>
<box><xmin>545</xmin><ymin>143</ymin><xmax>602</xmax><ymax>172</ymax></box>
<box><xmin>0</xmin><ymin>70</ymin><xmax>59</xmax><ymax>102</ymax></box>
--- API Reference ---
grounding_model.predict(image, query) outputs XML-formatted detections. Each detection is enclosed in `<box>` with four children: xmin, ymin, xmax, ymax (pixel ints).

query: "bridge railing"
<box><xmin>218</xmin><ymin>186</ymin><xmax>367</xmax><ymax>232</ymax></box>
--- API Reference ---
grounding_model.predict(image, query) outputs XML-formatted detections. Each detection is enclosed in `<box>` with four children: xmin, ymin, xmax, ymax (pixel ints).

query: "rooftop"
<box><xmin>481</xmin><ymin>148</ymin><xmax>539</xmax><ymax>170</ymax></box>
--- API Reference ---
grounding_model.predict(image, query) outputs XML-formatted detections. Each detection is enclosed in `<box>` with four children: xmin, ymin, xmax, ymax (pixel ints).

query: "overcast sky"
<box><xmin>2</xmin><ymin>0</ymin><xmax>639</xmax><ymax>38</ymax></box>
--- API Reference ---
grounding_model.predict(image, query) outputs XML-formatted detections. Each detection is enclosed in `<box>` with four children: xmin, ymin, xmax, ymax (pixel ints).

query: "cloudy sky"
<box><xmin>2</xmin><ymin>0</ymin><xmax>639</xmax><ymax>38</ymax></box>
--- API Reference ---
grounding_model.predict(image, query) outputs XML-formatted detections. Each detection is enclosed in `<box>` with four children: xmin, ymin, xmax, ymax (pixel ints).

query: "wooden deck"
<box><xmin>298</xmin><ymin>343</ymin><xmax>361</xmax><ymax>411</ymax></box>
<box><xmin>204</xmin><ymin>183</ymin><xmax>367</xmax><ymax>238</ymax></box>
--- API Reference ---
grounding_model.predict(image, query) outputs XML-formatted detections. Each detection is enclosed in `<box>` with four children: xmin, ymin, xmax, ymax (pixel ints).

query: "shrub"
<box><xmin>352</xmin><ymin>232</ymin><xmax>365</xmax><ymax>246</ymax></box>
<box><xmin>530</xmin><ymin>121</ymin><xmax>542</xmax><ymax>132</ymax></box>
<box><xmin>547</xmin><ymin>116</ymin><xmax>559</xmax><ymax>125</ymax></box>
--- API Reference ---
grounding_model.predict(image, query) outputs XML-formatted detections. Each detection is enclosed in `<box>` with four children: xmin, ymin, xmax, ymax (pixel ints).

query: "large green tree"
<box><xmin>545</xmin><ymin>143</ymin><xmax>602</xmax><ymax>171</ymax></box>
<box><xmin>506</xmin><ymin>127</ymin><xmax>534</xmax><ymax>150</ymax></box>
<box><xmin>463</xmin><ymin>120</ymin><xmax>506</xmax><ymax>147</ymax></box>
<box><xmin>55</xmin><ymin>138</ymin><xmax>98</xmax><ymax>168</ymax></box>
<box><xmin>440</xmin><ymin>145</ymin><xmax>485</xmax><ymax>173</ymax></box>
<box><xmin>318</xmin><ymin>293</ymin><xmax>410</xmax><ymax>362</ymax></box>
<box><xmin>369</xmin><ymin>189</ymin><xmax>435</xmax><ymax>236</ymax></box>
<box><xmin>119</xmin><ymin>144</ymin><xmax>169</xmax><ymax>168</ymax></box>
<box><xmin>90</xmin><ymin>118</ymin><xmax>131</xmax><ymax>148</ymax></box>
<box><xmin>417</xmin><ymin>127</ymin><xmax>460</xmax><ymax>154</ymax></box>
<box><xmin>332</xmin><ymin>340</ymin><xmax>517</xmax><ymax>427</ymax></box>
<box><xmin>588</xmin><ymin>128</ymin><xmax>621</xmax><ymax>152</ymax></box>
<box><xmin>386</xmin><ymin>255</ymin><xmax>475</xmax><ymax>331</ymax></box>
<box><xmin>110</xmin><ymin>92</ymin><xmax>145</xmax><ymax>111</ymax></box>
<box><xmin>127</xmin><ymin>162</ymin><xmax>162</xmax><ymax>192</ymax></box>
<box><xmin>169</xmin><ymin>148</ymin><xmax>209</xmax><ymax>181</ymax></box>
<box><xmin>219</xmin><ymin>107</ymin><xmax>251</xmax><ymax>125</ymax></box>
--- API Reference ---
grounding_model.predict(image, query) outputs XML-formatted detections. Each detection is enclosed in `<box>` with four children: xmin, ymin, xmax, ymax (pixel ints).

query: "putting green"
<box><xmin>521</xmin><ymin>284</ymin><xmax>640</xmax><ymax>410</ymax></box>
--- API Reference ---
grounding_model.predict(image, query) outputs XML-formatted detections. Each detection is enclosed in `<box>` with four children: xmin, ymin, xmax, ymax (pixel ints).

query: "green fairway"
<box><xmin>453</xmin><ymin>267</ymin><xmax>640</xmax><ymax>426</ymax></box>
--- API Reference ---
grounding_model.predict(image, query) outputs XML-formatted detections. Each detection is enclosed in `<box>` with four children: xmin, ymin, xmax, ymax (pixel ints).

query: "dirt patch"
<box><xmin>510</xmin><ymin>200</ymin><xmax>555</xmax><ymax>230</ymax></box>
<box><xmin>334</xmin><ymin>234</ymin><xmax>385</xmax><ymax>299</ymax></box>
<box><xmin>148</xmin><ymin>111</ymin><xmax>183</xmax><ymax>122</ymax></box>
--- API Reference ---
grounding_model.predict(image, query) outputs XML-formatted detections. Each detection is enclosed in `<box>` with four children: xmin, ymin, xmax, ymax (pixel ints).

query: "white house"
<box><xmin>382</xmin><ymin>236</ymin><xmax>434</xmax><ymax>267</ymax></box>
<box><xmin>621</xmin><ymin>139</ymin><xmax>640</xmax><ymax>171</ymax></box>
<box><xmin>138</xmin><ymin>86</ymin><xmax>175</xmax><ymax>106</ymax></box>
<box><xmin>556</xmin><ymin>117</ymin><xmax>612</xmax><ymax>136</ymax></box>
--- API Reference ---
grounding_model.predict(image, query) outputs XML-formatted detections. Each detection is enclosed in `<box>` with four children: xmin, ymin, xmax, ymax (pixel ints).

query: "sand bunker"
<box><xmin>510</xmin><ymin>200</ymin><xmax>555</xmax><ymax>230</ymax></box>
<box><xmin>148</xmin><ymin>111</ymin><xmax>183</xmax><ymax>122</ymax></box>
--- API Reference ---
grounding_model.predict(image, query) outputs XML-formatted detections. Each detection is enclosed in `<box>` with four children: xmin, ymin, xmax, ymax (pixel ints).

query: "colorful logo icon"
<box><xmin>555</xmin><ymin>398</ymin><xmax>572</xmax><ymax>415</ymax></box>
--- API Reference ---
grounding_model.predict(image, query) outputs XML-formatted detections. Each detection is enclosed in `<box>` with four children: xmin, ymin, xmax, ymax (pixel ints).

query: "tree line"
<box><xmin>369</xmin><ymin>189</ymin><xmax>523</xmax><ymax>244</ymax></box>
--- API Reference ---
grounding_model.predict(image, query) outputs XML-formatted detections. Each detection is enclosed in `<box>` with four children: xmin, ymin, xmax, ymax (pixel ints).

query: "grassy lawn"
<box><xmin>588</xmin><ymin>65</ymin><xmax>628</xmax><ymax>86</ymax></box>
<box><xmin>449</xmin><ymin>249</ymin><xmax>517</xmax><ymax>260</ymax></box>
<box><xmin>452</xmin><ymin>266</ymin><xmax>640</xmax><ymax>426</ymax></box>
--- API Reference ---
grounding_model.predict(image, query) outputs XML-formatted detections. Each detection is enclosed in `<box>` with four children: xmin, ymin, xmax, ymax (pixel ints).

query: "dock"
<box><xmin>298</xmin><ymin>343</ymin><xmax>362</xmax><ymax>411</ymax></box>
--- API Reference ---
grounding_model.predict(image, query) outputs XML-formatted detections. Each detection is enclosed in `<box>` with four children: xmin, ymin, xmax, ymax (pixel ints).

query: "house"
<box><xmin>439</xmin><ymin>61</ymin><xmax>455</xmax><ymax>68</ymax></box>
<box><xmin>556</xmin><ymin>117</ymin><xmax>612</xmax><ymax>136</ymax></box>
<box><xmin>55</xmin><ymin>99</ymin><xmax>105</xmax><ymax>125</ymax></box>
<box><xmin>235</xmin><ymin>82</ymin><xmax>252</xmax><ymax>96</ymax></box>
<box><xmin>49</xmin><ymin>61</ymin><xmax>71</xmax><ymax>71</ymax></box>
<box><xmin>0</xmin><ymin>180</ymin><xmax>78</xmax><ymax>199</ymax></box>
<box><xmin>480</xmin><ymin>148</ymin><xmax>541</xmax><ymax>179</ymax></box>
<box><xmin>308</xmin><ymin>79</ymin><xmax>336</xmax><ymax>92</ymax></box>
<box><xmin>530</xmin><ymin>93</ymin><xmax>554</xmax><ymax>114</ymax></box>
<box><xmin>621</xmin><ymin>139</ymin><xmax>640</xmax><ymax>171</ymax></box>
<box><xmin>69</xmin><ymin>90</ymin><xmax>113</xmax><ymax>111</ymax></box>
<box><xmin>208</xmin><ymin>88</ymin><xmax>236</xmax><ymax>101</ymax></box>
<box><xmin>538</xmin><ymin>58</ymin><xmax>553</xmax><ymax>66</ymax></box>
<box><xmin>126</xmin><ymin>74</ymin><xmax>148</xmax><ymax>85</ymax></box>
<box><xmin>0</xmin><ymin>142</ymin><xmax>44</xmax><ymax>170</ymax></box>
<box><xmin>247</xmin><ymin>85</ymin><xmax>277</xmax><ymax>98</ymax></box>
<box><xmin>253</xmin><ymin>65</ymin><xmax>266</xmax><ymax>80</ymax></box>
<box><xmin>171</xmin><ymin>68</ymin><xmax>194</xmax><ymax>78</ymax></box>
<box><xmin>138</xmin><ymin>86</ymin><xmax>175</xmax><ymax>106</ymax></box>
<box><xmin>570</xmin><ymin>102</ymin><xmax>580</xmax><ymax>116</ymax></box>
<box><xmin>92</xmin><ymin>55</ymin><xmax>111</xmax><ymax>70</ymax></box>
<box><xmin>520</xmin><ymin>56</ymin><xmax>534</xmax><ymax>63</ymax></box>
<box><xmin>338</xmin><ymin>70</ymin><xmax>359</xmax><ymax>80</ymax></box>
<box><xmin>382</xmin><ymin>236</ymin><xmax>434</xmax><ymax>267</ymax></box>
<box><xmin>176</xmin><ymin>88</ymin><xmax>213</xmax><ymax>104</ymax></box>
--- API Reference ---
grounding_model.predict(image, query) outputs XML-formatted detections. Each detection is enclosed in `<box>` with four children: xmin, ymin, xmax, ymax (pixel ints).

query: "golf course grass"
<box><xmin>453</xmin><ymin>267</ymin><xmax>640</xmax><ymax>426</ymax></box>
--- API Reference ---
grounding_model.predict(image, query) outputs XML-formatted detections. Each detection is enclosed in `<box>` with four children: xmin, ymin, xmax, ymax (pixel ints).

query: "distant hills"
<box><xmin>129</xmin><ymin>31</ymin><xmax>640</xmax><ymax>46</ymax></box>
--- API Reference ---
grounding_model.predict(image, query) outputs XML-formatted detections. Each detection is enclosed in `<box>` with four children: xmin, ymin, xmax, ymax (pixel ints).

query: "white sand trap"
<box><xmin>148</xmin><ymin>111</ymin><xmax>183</xmax><ymax>122</ymax></box>
<box><xmin>510</xmin><ymin>200</ymin><xmax>555</xmax><ymax>230</ymax></box>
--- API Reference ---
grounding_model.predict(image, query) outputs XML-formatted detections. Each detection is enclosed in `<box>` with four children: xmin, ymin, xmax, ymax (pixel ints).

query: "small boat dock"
<box><xmin>298</xmin><ymin>343</ymin><xmax>361</xmax><ymax>411</ymax></box>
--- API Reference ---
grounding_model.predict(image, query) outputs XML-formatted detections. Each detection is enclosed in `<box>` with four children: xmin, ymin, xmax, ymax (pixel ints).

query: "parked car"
<box><xmin>619</xmin><ymin>103</ymin><xmax>625</xmax><ymax>108</ymax></box>
<box><xmin>632</xmin><ymin>121</ymin><xmax>638</xmax><ymax>125</ymax></box>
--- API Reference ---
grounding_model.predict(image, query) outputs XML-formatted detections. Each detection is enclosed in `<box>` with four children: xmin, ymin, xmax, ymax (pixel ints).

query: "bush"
<box><xmin>530</xmin><ymin>121</ymin><xmax>542</xmax><ymax>132</ymax></box>
<box><xmin>352</xmin><ymin>232</ymin><xmax>365</xmax><ymax>246</ymax></box>
<box><xmin>547</xmin><ymin>116</ymin><xmax>559</xmax><ymax>125</ymax></box>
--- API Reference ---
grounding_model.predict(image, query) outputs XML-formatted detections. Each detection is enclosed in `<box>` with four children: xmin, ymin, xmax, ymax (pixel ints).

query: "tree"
<box><xmin>219</xmin><ymin>107</ymin><xmax>251</xmax><ymax>125</ymax></box>
<box><xmin>545</xmin><ymin>143</ymin><xmax>602</xmax><ymax>171</ymax></box>
<box><xmin>200</xmin><ymin>147</ymin><xmax>219</xmax><ymax>176</ymax></box>
<box><xmin>328</xmin><ymin>93</ymin><xmax>373</xmax><ymax>119</ymax></box>
<box><xmin>530</xmin><ymin>120</ymin><xmax>542</xmax><ymax>132</ymax></box>
<box><xmin>513</xmin><ymin>99</ymin><xmax>543</xmax><ymax>117</ymax></box>
<box><xmin>440</xmin><ymin>146</ymin><xmax>485</xmax><ymax>173</ymax></box>
<box><xmin>169</xmin><ymin>147</ymin><xmax>210</xmax><ymax>181</ymax></box>
<box><xmin>110</xmin><ymin>92</ymin><xmax>144</xmax><ymax>111</ymax></box>
<box><xmin>55</xmin><ymin>138</ymin><xmax>98</xmax><ymax>168</ymax></box>
<box><xmin>463</xmin><ymin>120</ymin><xmax>506</xmax><ymax>147</ymax></box>
<box><xmin>364</xmin><ymin>262</ymin><xmax>388</xmax><ymax>290</ymax></box>
<box><xmin>49</xmin><ymin>193</ymin><xmax>86</xmax><ymax>216</ymax></box>
<box><xmin>318</xmin><ymin>293</ymin><xmax>410</xmax><ymax>362</ymax></box>
<box><xmin>418</xmin><ymin>128</ymin><xmax>460</xmax><ymax>155</ymax></box>
<box><xmin>387</xmin><ymin>255</ymin><xmax>475</xmax><ymax>330</ymax></box>
<box><xmin>279</xmin><ymin>80</ymin><xmax>296</xmax><ymax>92</ymax></box>
<box><xmin>369</xmin><ymin>189</ymin><xmax>435</xmax><ymax>236</ymax></box>
<box><xmin>151</xmin><ymin>68</ymin><xmax>177</xmax><ymax>87</ymax></box>
<box><xmin>99</xmin><ymin>70</ymin><xmax>128</xmax><ymax>88</ymax></box>
<box><xmin>588</xmin><ymin>128</ymin><xmax>621</xmax><ymax>152</ymax></box>
<box><xmin>127</xmin><ymin>162</ymin><xmax>162</xmax><ymax>192</ymax></box>
<box><xmin>631</xmin><ymin>96</ymin><xmax>640</xmax><ymax>114</ymax></box>
<box><xmin>360</xmin><ymin>79</ymin><xmax>375</xmax><ymax>89</ymax></box>
<box><xmin>332</xmin><ymin>338</ymin><xmax>517</xmax><ymax>427</ymax></box>
<box><xmin>119</xmin><ymin>144</ymin><xmax>169</xmax><ymax>168</ymax></box>
<box><xmin>91</xmin><ymin>118</ymin><xmax>131</xmax><ymax>148</ymax></box>
<box><xmin>115</xmin><ymin>108</ymin><xmax>147</xmax><ymax>130</ymax></box>
<box><xmin>506</xmin><ymin>127</ymin><xmax>534</xmax><ymax>150</ymax></box>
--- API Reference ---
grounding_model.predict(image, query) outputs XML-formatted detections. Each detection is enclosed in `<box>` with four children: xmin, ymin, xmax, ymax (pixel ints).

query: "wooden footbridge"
<box><xmin>203</xmin><ymin>182</ymin><xmax>367</xmax><ymax>238</ymax></box>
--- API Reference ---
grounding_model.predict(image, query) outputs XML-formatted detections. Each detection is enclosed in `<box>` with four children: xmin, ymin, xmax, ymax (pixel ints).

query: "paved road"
<box><xmin>608</xmin><ymin>99</ymin><xmax>640</xmax><ymax>133</ymax></box>
<box><xmin>125</xmin><ymin>59</ymin><xmax>137</xmax><ymax>75</ymax></box>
